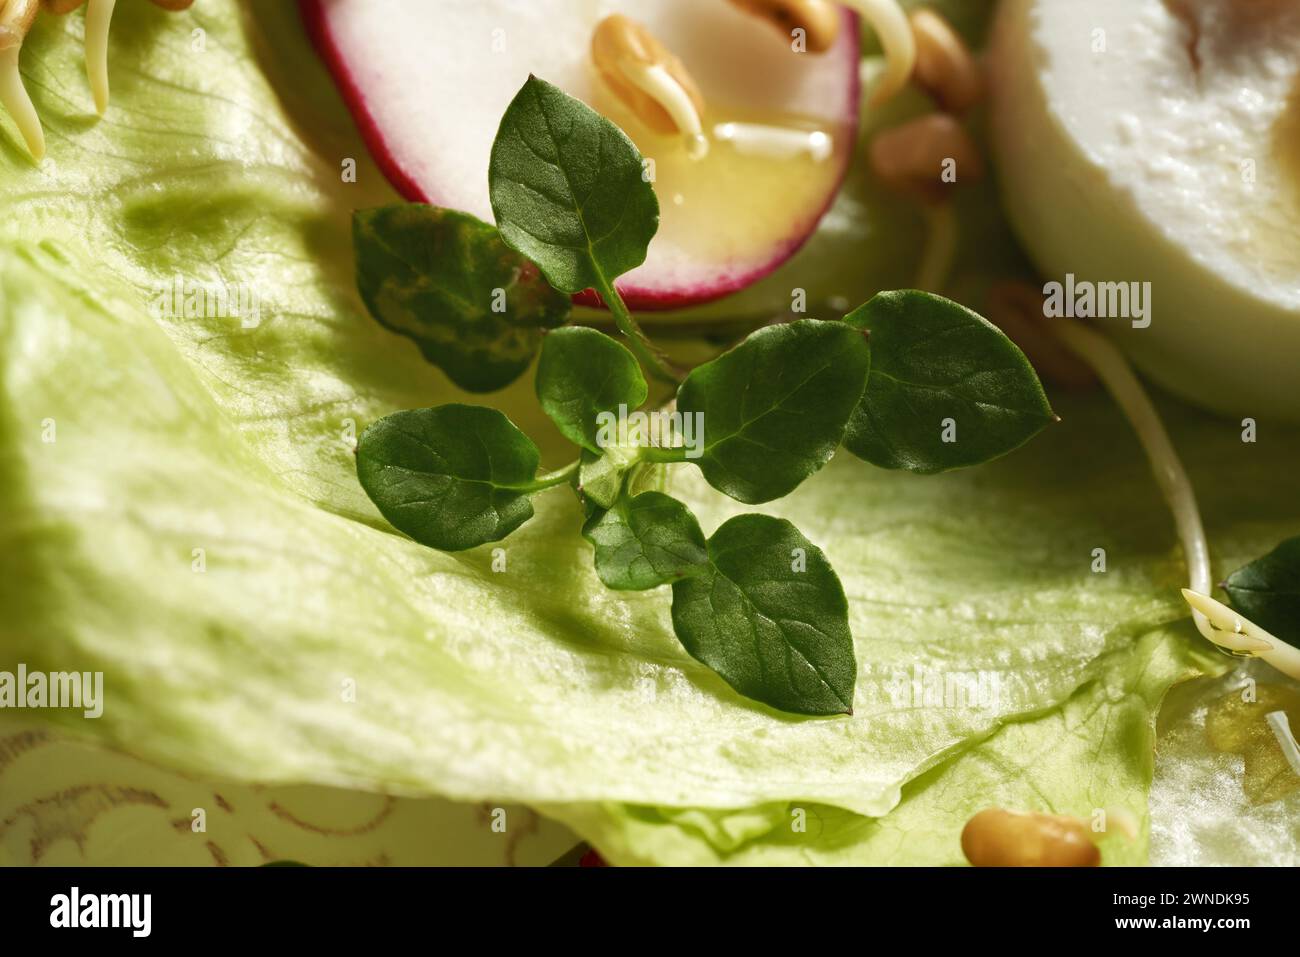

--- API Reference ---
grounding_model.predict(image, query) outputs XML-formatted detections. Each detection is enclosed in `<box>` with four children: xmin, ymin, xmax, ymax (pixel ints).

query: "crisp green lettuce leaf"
<box><xmin>1</xmin><ymin>0</ymin><xmax>1298</xmax><ymax>867</ymax></box>
<box><xmin>542</xmin><ymin>630</ymin><xmax>1223</xmax><ymax>865</ymax></box>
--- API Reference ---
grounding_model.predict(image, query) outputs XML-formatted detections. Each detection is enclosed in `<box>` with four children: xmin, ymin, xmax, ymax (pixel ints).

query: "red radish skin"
<box><xmin>300</xmin><ymin>0</ymin><xmax>429</xmax><ymax>207</ymax></box>
<box><xmin>300</xmin><ymin>0</ymin><xmax>859</xmax><ymax>312</ymax></box>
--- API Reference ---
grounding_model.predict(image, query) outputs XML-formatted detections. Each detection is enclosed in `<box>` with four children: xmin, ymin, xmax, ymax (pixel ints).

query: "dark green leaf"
<box><xmin>676</xmin><ymin>319</ymin><xmax>870</xmax><ymax>504</ymax></box>
<box><xmin>1224</xmin><ymin>537</ymin><xmax>1300</xmax><ymax>644</ymax></box>
<box><xmin>488</xmin><ymin>75</ymin><xmax>659</xmax><ymax>295</ymax></box>
<box><xmin>583</xmin><ymin>491</ymin><xmax>708</xmax><ymax>591</ymax></box>
<box><xmin>353</xmin><ymin>205</ymin><xmax>569</xmax><ymax>392</ymax></box>
<box><xmin>577</xmin><ymin>449</ymin><xmax>626</xmax><ymax>511</ymax></box>
<box><xmin>843</xmin><ymin>290</ymin><xmax>1054</xmax><ymax>473</ymax></box>
<box><xmin>536</xmin><ymin>327</ymin><xmax>647</xmax><ymax>452</ymax></box>
<box><xmin>671</xmin><ymin>514</ymin><xmax>856</xmax><ymax>716</ymax></box>
<box><xmin>356</xmin><ymin>405</ymin><xmax>539</xmax><ymax>552</ymax></box>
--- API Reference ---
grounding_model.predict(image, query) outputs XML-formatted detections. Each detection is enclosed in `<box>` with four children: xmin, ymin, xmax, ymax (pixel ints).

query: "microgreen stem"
<box><xmin>593</xmin><ymin>275</ymin><xmax>681</xmax><ymax>385</ymax></box>
<box><xmin>642</xmin><ymin>445</ymin><xmax>688</xmax><ymax>464</ymax></box>
<box><xmin>1050</xmin><ymin>321</ymin><xmax>1217</xmax><ymax>641</ymax></box>
<box><xmin>511</xmin><ymin>459</ymin><xmax>580</xmax><ymax>493</ymax></box>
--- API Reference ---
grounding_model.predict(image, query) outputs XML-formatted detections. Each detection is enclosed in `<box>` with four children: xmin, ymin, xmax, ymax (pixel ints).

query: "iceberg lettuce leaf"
<box><xmin>541</xmin><ymin>629</ymin><xmax>1224</xmax><ymax>865</ymax></box>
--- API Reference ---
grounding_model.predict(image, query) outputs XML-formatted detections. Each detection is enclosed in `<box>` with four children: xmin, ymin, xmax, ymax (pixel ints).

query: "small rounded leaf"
<box><xmin>489</xmin><ymin>75</ymin><xmax>659</xmax><ymax>294</ymax></box>
<box><xmin>583</xmin><ymin>491</ymin><xmax>708</xmax><ymax>591</ymax></box>
<box><xmin>843</xmin><ymin>290</ymin><xmax>1054</xmax><ymax>473</ymax></box>
<box><xmin>536</xmin><ymin>327</ymin><xmax>648</xmax><ymax>452</ymax></box>
<box><xmin>671</xmin><ymin>514</ymin><xmax>856</xmax><ymax>715</ymax></box>
<box><xmin>677</xmin><ymin>319</ymin><xmax>870</xmax><ymax>504</ymax></box>
<box><xmin>356</xmin><ymin>405</ymin><xmax>540</xmax><ymax>552</ymax></box>
<box><xmin>353</xmin><ymin>205</ymin><xmax>568</xmax><ymax>392</ymax></box>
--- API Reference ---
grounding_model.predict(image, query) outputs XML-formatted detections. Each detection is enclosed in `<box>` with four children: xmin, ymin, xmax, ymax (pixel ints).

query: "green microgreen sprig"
<box><xmin>351</xmin><ymin>76</ymin><xmax>1055</xmax><ymax>716</ymax></box>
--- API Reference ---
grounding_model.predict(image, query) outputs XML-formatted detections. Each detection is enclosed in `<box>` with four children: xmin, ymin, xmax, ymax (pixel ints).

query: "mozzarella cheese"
<box><xmin>989</xmin><ymin>0</ymin><xmax>1300</xmax><ymax>420</ymax></box>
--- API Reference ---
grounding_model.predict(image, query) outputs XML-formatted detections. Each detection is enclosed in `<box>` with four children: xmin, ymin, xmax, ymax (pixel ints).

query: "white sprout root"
<box><xmin>623</xmin><ymin>61</ymin><xmax>707</xmax><ymax>159</ymax></box>
<box><xmin>1265</xmin><ymin>711</ymin><xmax>1300</xmax><ymax>775</ymax></box>
<box><xmin>1182</xmin><ymin>589</ymin><xmax>1300</xmax><ymax>681</ymax></box>
<box><xmin>713</xmin><ymin>122</ymin><xmax>833</xmax><ymax>162</ymax></box>
<box><xmin>0</xmin><ymin>0</ymin><xmax>41</xmax><ymax>159</ymax></box>
<box><xmin>841</xmin><ymin>0</ymin><xmax>916</xmax><ymax>105</ymax></box>
<box><xmin>1050</xmin><ymin>319</ymin><xmax>1300</xmax><ymax>681</ymax></box>
<box><xmin>85</xmin><ymin>0</ymin><xmax>116</xmax><ymax>115</ymax></box>
<box><xmin>0</xmin><ymin>42</ymin><xmax>41</xmax><ymax>158</ymax></box>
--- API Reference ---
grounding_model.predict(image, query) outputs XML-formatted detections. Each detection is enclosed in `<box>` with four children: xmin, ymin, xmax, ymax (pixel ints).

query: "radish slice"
<box><xmin>302</xmin><ymin>0</ymin><xmax>860</xmax><ymax>310</ymax></box>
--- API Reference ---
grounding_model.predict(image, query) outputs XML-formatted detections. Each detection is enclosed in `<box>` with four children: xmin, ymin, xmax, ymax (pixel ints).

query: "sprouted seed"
<box><xmin>0</xmin><ymin>0</ymin><xmax>192</xmax><ymax>160</ymax></box>
<box><xmin>728</xmin><ymin>0</ymin><xmax>915</xmax><ymax>105</ymax></box>
<box><xmin>961</xmin><ymin>808</ymin><xmax>1101</xmax><ymax>867</ymax></box>
<box><xmin>1045</xmin><ymin>319</ymin><xmax>1300</xmax><ymax>681</ymax></box>
<box><xmin>726</xmin><ymin>0</ymin><xmax>842</xmax><ymax>54</ymax></box>
<box><xmin>1182</xmin><ymin>589</ymin><xmax>1300</xmax><ymax>680</ymax></box>
<box><xmin>869</xmin><ymin>113</ymin><xmax>983</xmax><ymax>292</ymax></box>
<box><xmin>908</xmin><ymin>7</ymin><xmax>982</xmax><ymax>113</ymax></box>
<box><xmin>590</xmin><ymin>14</ymin><xmax>707</xmax><ymax>157</ymax></box>
<box><xmin>842</xmin><ymin>0</ymin><xmax>915</xmax><ymax>105</ymax></box>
